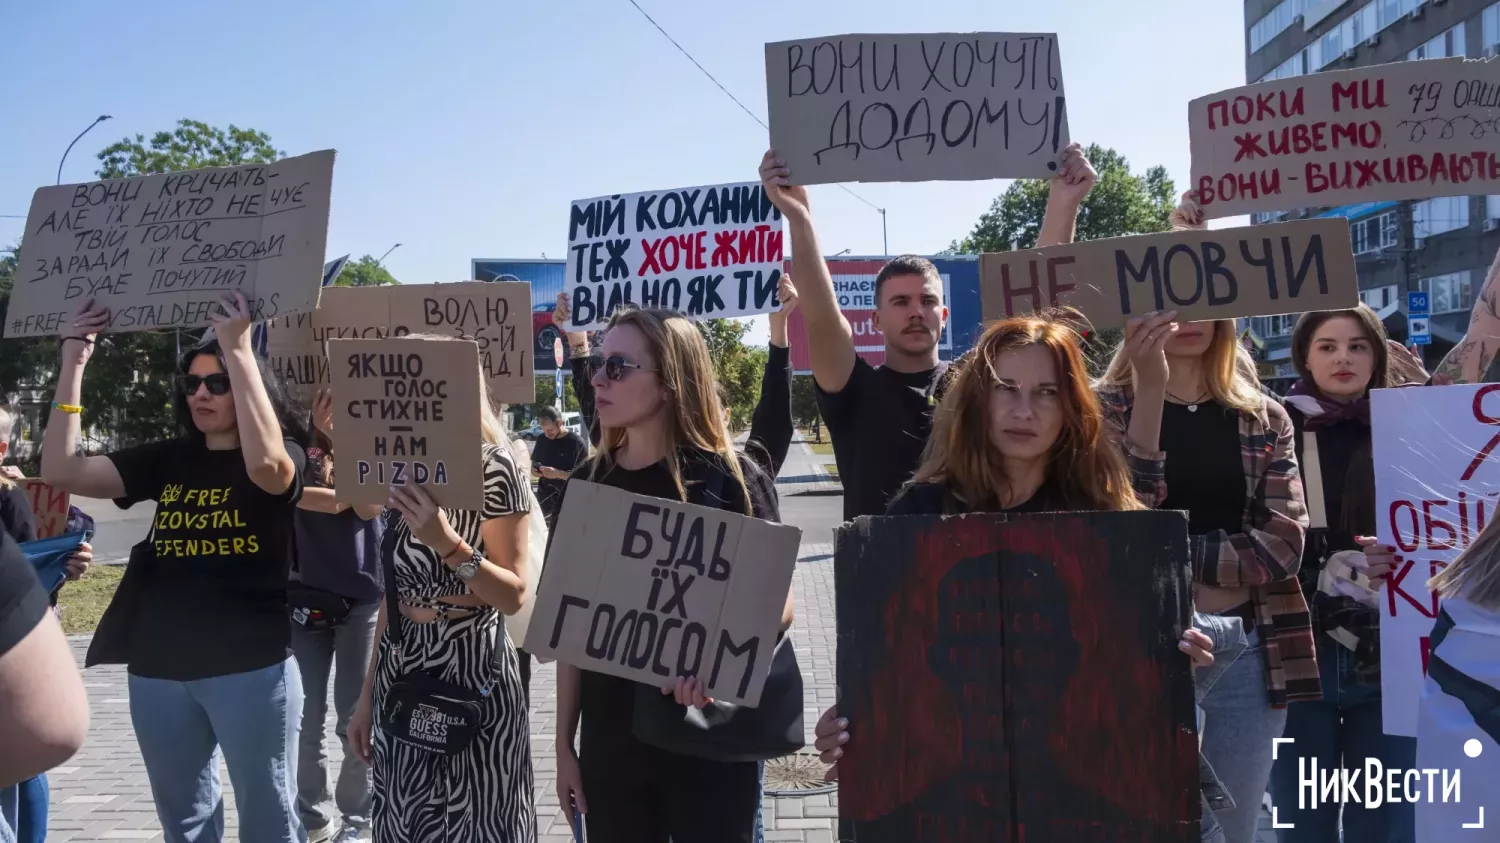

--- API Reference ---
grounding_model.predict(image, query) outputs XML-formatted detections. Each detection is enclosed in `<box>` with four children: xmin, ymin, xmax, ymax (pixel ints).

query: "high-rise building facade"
<box><xmin>1243</xmin><ymin>0</ymin><xmax>1493</xmax><ymax>389</ymax></box>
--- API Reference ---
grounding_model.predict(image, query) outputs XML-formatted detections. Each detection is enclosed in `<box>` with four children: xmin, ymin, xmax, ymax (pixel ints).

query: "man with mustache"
<box><xmin>758</xmin><ymin>146</ymin><xmax>1099</xmax><ymax>519</ymax></box>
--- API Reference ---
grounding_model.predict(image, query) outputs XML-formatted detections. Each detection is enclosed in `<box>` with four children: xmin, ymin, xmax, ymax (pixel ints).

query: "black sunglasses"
<box><xmin>177</xmin><ymin>373</ymin><xmax>231</xmax><ymax>396</ymax></box>
<box><xmin>595</xmin><ymin>355</ymin><xmax>656</xmax><ymax>382</ymax></box>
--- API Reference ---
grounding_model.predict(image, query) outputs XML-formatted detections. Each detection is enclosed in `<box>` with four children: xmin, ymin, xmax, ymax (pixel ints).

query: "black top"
<box><xmin>555</xmin><ymin>449</ymin><xmax>780</xmax><ymax>751</ymax></box>
<box><xmin>108</xmin><ymin>437</ymin><xmax>306</xmax><ymax>680</ymax></box>
<box><xmin>1158</xmin><ymin>401</ymin><xmax>1245</xmax><ymax>537</ymax></box>
<box><xmin>0</xmin><ymin>531</ymin><xmax>48</xmax><ymax>659</ymax></box>
<box><xmin>885</xmin><ymin>480</ymin><xmax>1067</xmax><ymax>516</ymax></box>
<box><xmin>0</xmin><ymin>484</ymin><xmax>38</xmax><ymax>543</ymax></box>
<box><xmin>532</xmin><ymin>429</ymin><xmax>590</xmax><ymax>521</ymax></box>
<box><xmin>817</xmin><ymin>358</ymin><xmax>949</xmax><ymax>521</ymax></box>
<box><xmin>292</xmin><ymin>449</ymin><xmax>383</xmax><ymax>602</ymax></box>
<box><xmin>571</xmin><ymin>355</ymin><xmax>603</xmax><ymax>448</ymax></box>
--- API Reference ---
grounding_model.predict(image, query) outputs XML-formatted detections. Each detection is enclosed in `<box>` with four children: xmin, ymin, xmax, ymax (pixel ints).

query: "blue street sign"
<box><xmin>1408</xmin><ymin>315</ymin><xmax>1432</xmax><ymax>346</ymax></box>
<box><xmin>555</xmin><ymin>368</ymin><xmax>565</xmax><ymax>404</ymax></box>
<box><xmin>1407</xmin><ymin>290</ymin><xmax>1431</xmax><ymax>317</ymax></box>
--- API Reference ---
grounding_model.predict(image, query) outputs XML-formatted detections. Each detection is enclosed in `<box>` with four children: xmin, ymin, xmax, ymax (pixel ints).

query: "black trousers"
<box><xmin>579</xmin><ymin>729</ymin><xmax>760</xmax><ymax>843</ymax></box>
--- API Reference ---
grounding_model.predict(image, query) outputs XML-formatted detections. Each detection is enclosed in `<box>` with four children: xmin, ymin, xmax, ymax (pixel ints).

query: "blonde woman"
<box><xmin>346</xmin><ymin>336</ymin><xmax>535</xmax><ymax>842</ymax></box>
<box><xmin>551</xmin><ymin>307</ymin><xmax>791</xmax><ymax>843</ymax></box>
<box><xmin>1095</xmin><ymin>192</ymin><xmax>1316</xmax><ymax>843</ymax></box>
<box><xmin>1417</xmin><ymin>516</ymin><xmax>1500</xmax><ymax>841</ymax></box>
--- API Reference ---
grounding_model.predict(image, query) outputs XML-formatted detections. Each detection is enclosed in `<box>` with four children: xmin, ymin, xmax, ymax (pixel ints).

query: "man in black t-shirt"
<box><xmin>530</xmin><ymin>406</ymin><xmax>590</xmax><ymax>531</ymax></box>
<box><xmin>758</xmin><ymin>146</ymin><xmax>1100</xmax><ymax>520</ymax></box>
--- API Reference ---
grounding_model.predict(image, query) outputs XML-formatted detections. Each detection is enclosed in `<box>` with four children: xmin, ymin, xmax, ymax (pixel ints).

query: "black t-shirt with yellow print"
<box><xmin>108</xmin><ymin>437</ymin><xmax>305</xmax><ymax>680</ymax></box>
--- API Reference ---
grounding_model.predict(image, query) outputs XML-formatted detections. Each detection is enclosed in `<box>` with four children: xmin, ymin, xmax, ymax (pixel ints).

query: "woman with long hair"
<box><xmin>1266</xmin><ymin>306</ymin><xmax>1413</xmax><ymax>842</ymax></box>
<box><xmin>41</xmin><ymin>293</ymin><xmax>309</xmax><ymax>843</ymax></box>
<box><xmin>552</xmin><ymin>306</ymin><xmax>792</xmax><ymax>843</ymax></box>
<box><xmin>1094</xmin><ymin>195</ymin><xmax>1316</xmax><ymax>843</ymax></box>
<box><xmin>812</xmin><ymin>314</ymin><xmax>1214</xmax><ymax>777</ymax></box>
<box><xmin>345</xmin><ymin>335</ymin><xmax>536</xmax><ymax>842</ymax></box>
<box><xmin>1417</xmin><ymin>513</ymin><xmax>1500</xmax><ymax>841</ymax></box>
<box><xmin>288</xmin><ymin>393</ymin><xmax>385</xmax><ymax>843</ymax></box>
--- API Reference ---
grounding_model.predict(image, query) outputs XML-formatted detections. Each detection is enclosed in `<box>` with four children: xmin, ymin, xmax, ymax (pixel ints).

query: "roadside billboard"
<box><xmin>785</xmin><ymin>255</ymin><xmax>982</xmax><ymax>374</ymax></box>
<box><xmin>472</xmin><ymin>258</ymin><xmax>567</xmax><ymax>375</ymax></box>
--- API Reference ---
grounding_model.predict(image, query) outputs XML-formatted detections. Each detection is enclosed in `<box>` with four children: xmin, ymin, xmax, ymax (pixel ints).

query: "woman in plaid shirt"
<box><xmin>1094</xmin><ymin>192</ymin><xmax>1317</xmax><ymax>843</ymax></box>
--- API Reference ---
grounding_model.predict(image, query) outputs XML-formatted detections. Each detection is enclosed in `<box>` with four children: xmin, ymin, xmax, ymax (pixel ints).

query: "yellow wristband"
<box><xmin>53</xmin><ymin>403</ymin><xmax>82</xmax><ymax>415</ymax></box>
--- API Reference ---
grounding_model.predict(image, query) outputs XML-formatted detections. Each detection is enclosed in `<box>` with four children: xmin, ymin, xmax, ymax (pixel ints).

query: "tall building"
<box><xmin>1243</xmin><ymin>0</ymin><xmax>1495</xmax><ymax>389</ymax></box>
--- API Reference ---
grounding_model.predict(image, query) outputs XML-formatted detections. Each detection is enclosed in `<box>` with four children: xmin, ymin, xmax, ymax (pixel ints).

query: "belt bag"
<box><xmin>287</xmin><ymin>583</ymin><xmax>353</xmax><ymax>629</ymax></box>
<box><xmin>375</xmin><ymin>510</ymin><xmax>497</xmax><ymax>756</ymax></box>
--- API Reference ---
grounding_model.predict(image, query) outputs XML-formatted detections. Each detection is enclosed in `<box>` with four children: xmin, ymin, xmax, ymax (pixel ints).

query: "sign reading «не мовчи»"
<box><xmin>563</xmin><ymin>182</ymin><xmax>784</xmax><ymax>330</ymax></box>
<box><xmin>765</xmin><ymin>33</ymin><xmax>1068</xmax><ymax>185</ymax></box>
<box><xmin>5</xmin><ymin>150</ymin><xmax>335</xmax><ymax>337</ymax></box>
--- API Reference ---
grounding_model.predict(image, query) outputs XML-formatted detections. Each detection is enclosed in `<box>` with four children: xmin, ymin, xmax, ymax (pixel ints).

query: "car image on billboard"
<box><xmin>472</xmin><ymin>258</ymin><xmax>568</xmax><ymax>375</ymax></box>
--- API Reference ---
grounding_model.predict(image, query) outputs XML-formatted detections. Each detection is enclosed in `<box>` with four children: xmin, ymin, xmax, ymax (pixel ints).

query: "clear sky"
<box><xmin>0</xmin><ymin>0</ymin><xmax>1248</xmax><ymax>343</ymax></box>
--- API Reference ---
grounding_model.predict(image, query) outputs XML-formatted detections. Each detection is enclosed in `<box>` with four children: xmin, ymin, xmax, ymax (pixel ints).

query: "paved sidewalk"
<box><xmin>772</xmin><ymin>437</ymin><xmax>841</xmax><ymax>498</ymax></box>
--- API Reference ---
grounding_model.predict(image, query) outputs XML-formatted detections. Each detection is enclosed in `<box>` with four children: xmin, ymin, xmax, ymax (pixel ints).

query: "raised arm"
<box><xmin>1430</xmin><ymin>245</ymin><xmax>1500</xmax><ymax>385</ymax></box>
<box><xmin>1034</xmin><ymin>143</ymin><xmax>1098</xmax><ymax>248</ymax></box>
<box><xmin>213</xmin><ymin>292</ymin><xmax>297</xmax><ymax>495</ymax></box>
<box><xmin>745</xmin><ymin>277</ymin><xmax>798</xmax><ymax>478</ymax></box>
<box><xmin>760</xmin><ymin>151</ymin><xmax>857</xmax><ymax>394</ymax></box>
<box><xmin>40</xmin><ymin>299</ymin><xmax>127</xmax><ymax>500</ymax></box>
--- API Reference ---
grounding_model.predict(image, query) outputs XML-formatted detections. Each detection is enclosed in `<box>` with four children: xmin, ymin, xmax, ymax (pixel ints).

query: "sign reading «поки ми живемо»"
<box><xmin>765</xmin><ymin>33</ymin><xmax>1068</xmax><ymax>185</ymax></box>
<box><xmin>5</xmin><ymin>150</ymin><xmax>335</xmax><ymax>337</ymax></box>
<box><xmin>563</xmin><ymin>182</ymin><xmax>785</xmax><ymax>330</ymax></box>
<box><xmin>1190</xmin><ymin>57</ymin><xmax>1500</xmax><ymax>218</ymax></box>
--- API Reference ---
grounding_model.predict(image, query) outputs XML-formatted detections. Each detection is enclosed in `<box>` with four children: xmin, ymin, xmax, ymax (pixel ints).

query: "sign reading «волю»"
<box><xmin>765</xmin><ymin>33</ymin><xmax>1069</xmax><ymax>184</ymax></box>
<box><xmin>1190</xmin><ymin>58</ymin><xmax>1500</xmax><ymax>218</ymax></box>
<box><xmin>563</xmin><ymin>182</ymin><xmax>784</xmax><ymax>330</ymax></box>
<box><xmin>4</xmin><ymin>151</ymin><xmax>335</xmax><ymax>337</ymax></box>
<box><xmin>1373</xmin><ymin>383</ymin><xmax>1500</xmax><ymax>737</ymax></box>
<box><xmin>979</xmin><ymin>218</ymin><xmax>1359</xmax><ymax>329</ymax></box>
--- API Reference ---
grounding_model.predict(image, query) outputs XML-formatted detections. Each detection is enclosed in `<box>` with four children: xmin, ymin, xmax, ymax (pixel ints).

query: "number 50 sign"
<box><xmin>1373</xmin><ymin>384</ymin><xmax>1500</xmax><ymax>737</ymax></box>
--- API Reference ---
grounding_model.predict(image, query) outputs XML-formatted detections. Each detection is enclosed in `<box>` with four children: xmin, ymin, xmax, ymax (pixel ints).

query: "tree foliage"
<box><xmin>697</xmin><ymin>319</ymin><xmax>766</xmax><ymax>429</ymax></box>
<box><xmin>948</xmin><ymin>144</ymin><xmax>1175</xmax><ymax>254</ymax></box>
<box><xmin>332</xmin><ymin>255</ymin><xmax>400</xmax><ymax>287</ymax></box>
<box><xmin>791</xmin><ymin>374</ymin><xmax>819</xmax><ymax>431</ymax></box>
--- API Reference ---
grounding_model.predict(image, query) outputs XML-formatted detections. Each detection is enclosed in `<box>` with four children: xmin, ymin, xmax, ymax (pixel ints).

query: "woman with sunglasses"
<box><xmin>551</xmin><ymin>306</ymin><xmax>792</xmax><ymax>843</ymax></box>
<box><xmin>42</xmin><ymin>293</ymin><xmax>310</xmax><ymax>843</ymax></box>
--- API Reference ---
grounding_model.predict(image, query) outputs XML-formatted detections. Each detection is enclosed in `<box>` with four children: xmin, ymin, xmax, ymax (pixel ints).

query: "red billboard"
<box><xmin>785</xmin><ymin>258</ymin><xmax>960</xmax><ymax>374</ymax></box>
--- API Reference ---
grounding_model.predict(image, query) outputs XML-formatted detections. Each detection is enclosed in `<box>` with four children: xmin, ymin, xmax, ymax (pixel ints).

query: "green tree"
<box><xmin>0</xmin><ymin>247</ymin><xmax>56</xmax><ymax>401</ymax></box>
<box><xmin>791</xmin><ymin>374</ymin><xmax>820</xmax><ymax>436</ymax></box>
<box><xmin>948</xmin><ymin>144</ymin><xmax>1175</xmax><ymax>254</ymax></box>
<box><xmin>697</xmin><ymin>319</ymin><xmax>765</xmax><ymax>429</ymax></box>
<box><xmin>530</xmin><ymin>373</ymin><xmax>580</xmax><ymax>413</ymax></box>
<box><xmin>332</xmin><ymin>255</ymin><xmax>400</xmax><ymax>287</ymax></box>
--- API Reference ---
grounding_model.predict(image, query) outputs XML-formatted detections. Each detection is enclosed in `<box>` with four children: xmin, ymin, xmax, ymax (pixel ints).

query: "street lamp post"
<box><xmin>833</xmin><ymin>248</ymin><xmax>851</xmax><ymax>257</ymax></box>
<box><xmin>57</xmin><ymin>115</ymin><xmax>113</xmax><ymax>185</ymax></box>
<box><xmin>880</xmin><ymin>208</ymin><xmax>888</xmax><ymax>256</ymax></box>
<box><xmin>376</xmin><ymin>243</ymin><xmax>402</xmax><ymax>267</ymax></box>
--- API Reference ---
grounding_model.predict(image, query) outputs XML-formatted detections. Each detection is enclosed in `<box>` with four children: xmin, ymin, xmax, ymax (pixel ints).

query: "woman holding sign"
<box><xmin>1266</xmin><ymin>306</ymin><xmax>1413</xmax><ymax>842</ymax></box>
<box><xmin>344</xmin><ymin>335</ymin><xmax>536</xmax><ymax>843</ymax></box>
<box><xmin>550</xmin><ymin>306</ymin><xmax>792</xmax><ymax>843</ymax></box>
<box><xmin>41</xmin><ymin>293</ymin><xmax>310</xmax><ymax>843</ymax></box>
<box><xmin>1092</xmin><ymin>193</ymin><xmax>1318</xmax><ymax>843</ymax></box>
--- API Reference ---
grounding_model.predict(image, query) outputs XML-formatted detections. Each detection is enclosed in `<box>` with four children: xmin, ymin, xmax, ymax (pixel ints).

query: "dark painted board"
<box><xmin>834</xmin><ymin>510</ymin><xmax>1198</xmax><ymax>843</ymax></box>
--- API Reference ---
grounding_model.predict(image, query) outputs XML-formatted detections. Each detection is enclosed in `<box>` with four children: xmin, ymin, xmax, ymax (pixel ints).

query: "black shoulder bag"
<box><xmin>375</xmin><ymin>515</ymin><xmax>497</xmax><ymax>756</ymax></box>
<box><xmin>287</xmin><ymin>517</ymin><xmax>353</xmax><ymax>631</ymax></box>
<box><xmin>629</xmin><ymin>457</ymin><xmax>807</xmax><ymax>762</ymax></box>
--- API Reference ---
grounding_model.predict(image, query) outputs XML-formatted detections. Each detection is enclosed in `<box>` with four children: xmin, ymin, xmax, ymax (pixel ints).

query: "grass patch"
<box><xmin>808</xmin><ymin>441</ymin><xmax>834</xmax><ymax>456</ymax></box>
<box><xmin>58</xmin><ymin>565</ymin><xmax>125</xmax><ymax>635</ymax></box>
<box><xmin>821</xmin><ymin>463</ymin><xmax>839</xmax><ymax>481</ymax></box>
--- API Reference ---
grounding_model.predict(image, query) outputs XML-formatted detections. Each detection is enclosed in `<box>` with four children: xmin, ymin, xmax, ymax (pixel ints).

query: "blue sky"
<box><xmin>0</xmin><ymin>0</ymin><xmax>1247</xmax><ymax>342</ymax></box>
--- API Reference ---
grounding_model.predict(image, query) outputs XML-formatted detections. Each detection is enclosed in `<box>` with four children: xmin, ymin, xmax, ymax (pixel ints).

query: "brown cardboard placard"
<box><xmin>326</xmin><ymin>337</ymin><xmax>485</xmax><ymax>511</ymax></box>
<box><xmin>19</xmin><ymin>479</ymin><xmax>71</xmax><ymax>539</ymax></box>
<box><xmin>979</xmin><ymin>218</ymin><xmax>1358</xmax><ymax>329</ymax></box>
<box><xmin>523</xmin><ymin>481</ymin><xmax>801</xmax><ymax>706</ymax></box>
<box><xmin>5</xmin><ymin>150</ymin><xmax>335</xmax><ymax>337</ymax></box>
<box><xmin>1190</xmin><ymin>57</ymin><xmax>1500</xmax><ymax>218</ymax></box>
<box><xmin>273</xmin><ymin>282</ymin><xmax>534</xmax><ymax>405</ymax></box>
<box><xmin>765</xmin><ymin>33</ymin><xmax>1068</xmax><ymax>185</ymax></box>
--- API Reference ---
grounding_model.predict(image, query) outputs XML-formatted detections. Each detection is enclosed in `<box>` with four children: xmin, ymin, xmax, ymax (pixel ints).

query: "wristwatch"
<box><xmin>454</xmin><ymin>553</ymin><xmax>481</xmax><ymax>581</ymax></box>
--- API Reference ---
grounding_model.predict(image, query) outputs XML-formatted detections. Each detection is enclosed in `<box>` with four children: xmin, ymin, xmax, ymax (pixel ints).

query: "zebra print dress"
<box><xmin>372</xmin><ymin>443</ymin><xmax>536</xmax><ymax>842</ymax></box>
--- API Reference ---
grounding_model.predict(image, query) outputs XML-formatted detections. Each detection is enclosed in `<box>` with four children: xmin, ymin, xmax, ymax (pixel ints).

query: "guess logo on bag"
<box><xmin>409</xmin><ymin>703</ymin><xmax>466</xmax><ymax>744</ymax></box>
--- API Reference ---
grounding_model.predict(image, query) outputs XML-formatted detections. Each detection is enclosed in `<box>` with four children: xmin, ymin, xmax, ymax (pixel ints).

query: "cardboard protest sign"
<box><xmin>835</xmin><ymin>511</ymin><xmax>1196</xmax><ymax>842</ymax></box>
<box><xmin>765</xmin><ymin>33</ymin><xmax>1068</xmax><ymax>185</ymax></box>
<box><xmin>1190</xmin><ymin>58</ymin><xmax>1500</xmax><ymax>218</ymax></box>
<box><xmin>325</xmin><ymin>337</ymin><xmax>485</xmax><ymax>511</ymax></box>
<box><xmin>5</xmin><ymin>151</ymin><xmax>335</xmax><ymax>338</ymax></box>
<box><xmin>523</xmin><ymin>481</ymin><xmax>801</xmax><ymax>706</ymax></box>
<box><xmin>979</xmin><ymin>218</ymin><xmax>1358</xmax><ymax>330</ymax></box>
<box><xmin>1373</xmin><ymin>384</ymin><xmax>1500</xmax><ymax>737</ymax></box>
<box><xmin>19</xmin><ymin>479</ymin><xmax>70</xmax><ymax>539</ymax></box>
<box><xmin>563</xmin><ymin>182</ymin><xmax>784</xmax><ymax>329</ymax></box>
<box><xmin>268</xmin><ymin>282</ymin><xmax>534</xmax><ymax>405</ymax></box>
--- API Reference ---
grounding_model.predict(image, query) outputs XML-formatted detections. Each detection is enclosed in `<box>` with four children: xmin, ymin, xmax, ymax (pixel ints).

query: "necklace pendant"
<box><xmin>1187</xmin><ymin>403</ymin><xmax>1199</xmax><ymax>413</ymax></box>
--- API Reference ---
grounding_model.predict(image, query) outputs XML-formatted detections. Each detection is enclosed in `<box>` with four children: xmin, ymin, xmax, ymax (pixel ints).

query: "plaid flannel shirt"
<box><xmin>1097</xmin><ymin>385</ymin><xmax>1321</xmax><ymax>707</ymax></box>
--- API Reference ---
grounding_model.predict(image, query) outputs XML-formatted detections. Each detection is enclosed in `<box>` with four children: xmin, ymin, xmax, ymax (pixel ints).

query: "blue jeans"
<box><xmin>1196</xmin><ymin>616</ymin><xmax>1287</xmax><ymax>843</ymax></box>
<box><xmin>0</xmin><ymin>774</ymin><xmax>51</xmax><ymax>843</ymax></box>
<box><xmin>1269</xmin><ymin>636</ymin><xmax>1416</xmax><ymax>842</ymax></box>
<box><xmin>129</xmin><ymin>658</ymin><xmax>306</xmax><ymax>843</ymax></box>
<box><xmin>754</xmin><ymin>760</ymin><xmax>765</xmax><ymax>843</ymax></box>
